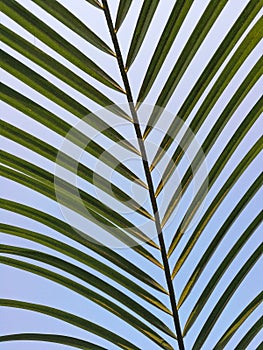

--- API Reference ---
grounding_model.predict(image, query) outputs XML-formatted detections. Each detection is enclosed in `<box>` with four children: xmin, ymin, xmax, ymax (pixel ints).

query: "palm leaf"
<box><xmin>232</xmin><ymin>317</ymin><xmax>263</xmax><ymax>350</ymax></box>
<box><xmin>136</xmin><ymin>0</ymin><xmax>194</xmax><ymax>107</ymax></box>
<box><xmin>170</xmin><ymin>139</ymin><xmax>262</xmax><ymax>276</ymax></box>
<box><xmin>1</xmin><ymin>165</ymin><xmax>159</xmax><ymax>256</ymax></box>
<box><xmin>192</xmin><ymin>246</ymin><xmax>261</xmax><ymax>349</ymax></box>
<box><xmin>162</xmin><ymin>90</ymin><xmax>262</xmax><ymax>226</ymax></box>
<box><xmin>1</xmin><ymin>224</ymin><xmax>169</xmax><ymax>304</ymax></box>
<box><xmin>2</xmin><ymin>149</ymin><xmax>151</xmax><ymax>220</ymax></box>
<box><xmin>31</xmin><ymin>0</ymin><xmax>114</xmax><ymax>54</ymax></box>
<box><xmin>143</xmin><ymin>0</ymin><xmax>230</xmax><ymax>138</ymax></box>
<box><xmin>177</xmin><ymin>174</ymin><xmax>262</xmax><ymax>309</ymax></box>
<box><xmin>0</xmin><ymin>50</ymin><xmax>129</xmax><ymax>122</ymax></box>
<box><xmin>0</xmin><ymin>85</ymin><xmax>138</xmax><ymax>156</ymax></box>
<box><xmin>150</xmin><ymin>0</ymin><xmax>262</xmax><ymax>166</ymax></box>
<box><xmin>0</xmin><ymin>334</ymin><xmax>107</xmax><ymax>350</ymax></box>
<box><xmin>183</xmin><ymin>213</ymin><xmax>262</xmax><ymax>335</ymax></box>
<box><xmin>125</xmin><ymin>0</ymin><xmax>160</xmax><ymax>70</ymax></box>
<box><xmin>213</xmin><ymin>292</ymin><xmax>262</xmax><ymax>349</ymax></box>
<box><xmin>1</xmin><ymin>199</ymin><xmax>168</xmax><ymax>299</ymax></box>
<box><xmin>1</xmin><ymin>224</ymin><xmax>166</xmax><ymax>307</ymax></box>
<box><xmin>0</xmin><ymin>27</ymin><xmax>131</xmax><ymax>122</ymax></box>
<box><xmin>84</xmin><ymin>0</ymin><xmax>103</xmax><ymax>10</ymax></box>
<box><xmin>1</xmin><ymin>1</ymin><xmax>261</xmax><ymax>349</ymax></box>
<box><xmin>153</xmin><ymin>20</ymin><xmax>262</xmax><ymax>181</ymax></box>
<box><xmin>161</xmin><ymin>65</ymin><xmax>262</xmax><ymax>227</ymax></box>
<box><xmin>1</xmin><ymin>0</ymin><xmax>123</xmax><ymax>91</ymax></box>
<box><xmin>115</xmin><ymin>0</ymin><xmax>133</xmax><ymax>32</ymax></box>
<box><xmin>0</xmin><ymin>252</ymin><xmax>173</xmax><ymax>344</ymax></box>
<box><xmin>0</xmin><ymin>48</ymin><xmax>129</xmax><ymax>121</ymax></box>
<box><xmin>1</xmin><ymin>121</ymin><xmax>146</xmax><ymax>188</ymax></box>
<box><xmin>0</xmin><ymin>299</ymin><xmax>142</xmax><ymax>350</ymax></box>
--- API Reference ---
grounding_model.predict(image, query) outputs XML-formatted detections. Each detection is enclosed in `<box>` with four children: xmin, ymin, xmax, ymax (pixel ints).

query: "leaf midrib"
<box><xmin>101</xmin><ymin>1</ymin><xmax>185</xmax><ymax>349</ymax></box>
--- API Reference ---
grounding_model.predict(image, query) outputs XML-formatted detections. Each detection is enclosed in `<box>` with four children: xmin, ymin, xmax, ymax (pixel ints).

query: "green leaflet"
<box><xmin>148</xmin><ymin>1</ymin><xmax>262</xmax><ymax>156</ymax></box>
<box><xmin>192</xmin><ymin>246</ymin><xmax>261</xmax><ymax>349</ymax></box>
<box><xmin>233</xmin><ymin>317</ymin><xmax>262</xmax><ymax>350</ymax></box>
<box><xmin>143</xmin><ymin>0</ymin><xmax>229</xmax><ymax>138</ymax></box>
<box><xmin>0</xmin><ymin>299</ymin><xmax>141</xmax><ymax>350</ymax></box>
<box><xmin>1</xmin><ymin>133</ymin><xmax>153</xmax><ymax>238</ymax></box>
<box><xmin>183</xmin><ymin>213</ymin><xmax>262</xmax><ymax>335</ymax></box>
<box><xmin>125</xmin><ymin>0</ymin><xmax>160</xmax><ymax>69</ymax></box>
<box><xmin>0</xmin><ymin>334</ymin><xmax>107</xmax><ymax>350</ymax></box>
<box><xmin>177</xmin><ymin>174</ymin><xmax>262</xmax><ymax>308</ymax></box>
<box><xmin>1</xmin><ymin>0</ymin><xmax>123</xmax><ymax>91</ymax></box>
<box><xmin>174</xmin><ymin>0</ymin><xmax>262</xmax><ymax>132</ymax></box>
<box><xmin>1</xmin><ymin>26</ymin><xmax>131</xmax><ymax>122</ymax></box>
<box><xmin>1</xmin><ymin>198</ymin><xmax>169</xmax><ymax>300</ymax></box>
<box><xmin>0</xmin><ymin>256</ymin><xmax>174</xmax><ymax>346</ymax></box>
<box><xmin>115</xmin><ymin>0</ymin><xmax>133</xmax><ymax>32</ymax></box>
<box><xmin>0</xmin><ymin>245</ymin><xmax>171</xmax><ymax>339</ymax></box>
<box><xmin>255</xmin><ymin>343</ymin><xmax>263</xmax><ymax>350</ymax></box>
<box><xmin>2</xmin><ymin>150</ymin><xmax>152</xmax><ymax>221</ymax></box>
<box><xmin>31</xmin><ymin>0</ymin><xmax>114</xmax><ymax>54</ymax></box>
<box><xmin>84</xmin><ymin>0</ymin><xmax>103</xmax><ymax>9</ymax></box>
<box><xmin>1</xmin><ymin>120</ymin><xmax>146</xmax><ymax>189</ymax></box>
<box><xmin>0</xmin><ymin>84</ymin><xmax>138</xmax><ymax>155</ymax></box>
<box><xmin>1</xmin><ymin>165</ymin><xmax>161</xmax><ymax>258</ymax></box>
<box><xmin>137</xmin><ymin>0</ymin><xmax>194</xmax><ymax>106</ymax></box>
<box><xmin>154</xmin><ymin>24</ymin><xmax>262</xmax><ymax>190</ymax></box>
<box><xmin>168</xmin><ymin>103</ymin><xmax>262</xmax><ymax>260</ymax></box>
<box><xmin>180</xmin><ymin>17</ymin><xmax>262</xmax><ymax>146</ymax></box>
<box><xmin>1</xmin><ymin>51</ymin><xmax>130</xmax><ymax>122</ymax></box>
<box><xmin>213</xmin><ymin>292</ymin><xmax>262</xmax><ymax>349</ymax></box>
<box><xmin>169</xmin><ymin>139</ymin><xmax>261</xmax><ymax>264</ymax></box>
<box><xmin>0</xmin><ymin>224</ymin><xmax>168</xmax><ymax>311</ymax></box>
<box><xmin>161</xmin><ymin>63</ymin><xmax>262</xmax><ymax>225</ymax></box>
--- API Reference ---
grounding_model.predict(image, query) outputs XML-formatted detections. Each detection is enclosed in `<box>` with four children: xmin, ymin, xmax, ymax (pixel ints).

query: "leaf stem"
<box><xmin>102</xmin><ymin>1</ymin><xmax>185</xmax><ymax>348</ymax></box>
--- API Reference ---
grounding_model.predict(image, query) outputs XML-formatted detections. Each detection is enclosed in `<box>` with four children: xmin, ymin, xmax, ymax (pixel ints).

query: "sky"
<box><xmin>1</xmin><ymin>0</ymin><xmax>262</xmax><ymax>349</ymax></box>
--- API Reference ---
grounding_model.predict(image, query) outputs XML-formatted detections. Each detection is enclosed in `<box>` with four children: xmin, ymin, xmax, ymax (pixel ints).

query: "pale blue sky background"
<box><xmin>1</xmin><ymin>0</ymin><xmax>262</xmax><ymax>349</ymax></box>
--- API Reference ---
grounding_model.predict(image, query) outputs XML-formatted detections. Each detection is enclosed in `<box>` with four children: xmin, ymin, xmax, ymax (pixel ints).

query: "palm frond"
<box><xmin>213</xmin><ymin>292</ymin><xmax>262</xmax><ymax>349</ymax></box>
<box><xmin>115</xmin><ymin>0</ymin><xmax>133</xmax><ymax>32</ymax></box>
<box><xmin>183</xmin><ymin>213</ymin><xmax>262</xmax><ymax>335</ymax></box>
<box><xmin>125</xmin><ymin>0</ymin><xmax>160</xmax><ymax>70</ymax></box>
<box><xmin>0</xmin><ymin>334</ymin><xmax>107</xmax><ymax>350</ymax></box>
<box><xmin>0</xmin><ymin>26</ymin><xmax>130</xmax><ymax>121</ymax></box>
<box><xmin>230</xmin><ymin>317</ymin><xmax>263</xmax><ymax>350</ymax></box>
<box><xmin>1</xmin><ymin>199</ymin><xmax>167</xmax><ymax>297</ymax></box>
<box><xmin>152</xmin><ymin>18</ymin><xmax>262</xmax><ymax>176</ymax></box>
<box><xmin>142</xmin><ymin>0</ymin><xmax>230</xmax><ymax>138</ymax></box>
<box><xmin>149</xmin><ymin>1</ymin><xmax>261</xmax><ymax>174</ymax></box>
<box><xmin>192</xmin><ymin>245</ymin><xmax>261</xmax><ymax>349</ymax></box>
<box><xmin>175</xmin><ymin>174</ymin><xmax>262</xmax><ymax>309</ymax></box>
<box><xmin>31</xmin><ymin>0</ymin><xmax>114</xmax><ymax>54</ymax></box>
<box><xmin>1</xmin><ymin>1</ymin><xmax>261</xmax><ymax>349</ymax></box>
<box><xmin>170</xmin><ymin>138</ymin><xmax>262</xmax><ymax>273</ymax></box>
<box><xmin>0</xmin><ymin>299</ymin><xmax>142</xmax><ymax>350</ymax></box>
<box><xmin>162</xmin><ymin>88</ymin><xmax>262</xmax><ymax>226</ymax></box>
<box><xmin>0</xmin><ymin>253</ymin><xmax>174</xmax><ymax>345</ymax></box>
<box><xmin>1</xmin><ymin>0</ymin><xmax>123</xmax><ymax>91</ymax></box>
<box><xmin>136</xmin><ymin>0</ymin><xmax>194</xmax><ymax>107</ymax></box>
